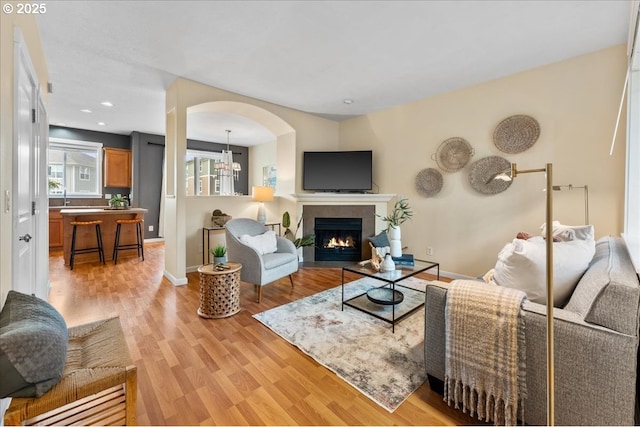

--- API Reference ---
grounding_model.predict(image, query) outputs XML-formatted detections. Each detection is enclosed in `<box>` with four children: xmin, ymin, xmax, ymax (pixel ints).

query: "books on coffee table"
<box><xmin>392</xmin><ymin>253</ymin><xmax>414</xmax><ymax>266</ymax></box>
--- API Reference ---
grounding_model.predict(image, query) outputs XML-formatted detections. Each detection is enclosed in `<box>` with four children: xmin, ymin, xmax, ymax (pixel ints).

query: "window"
<box><xmin>624</xmin><ymin>6</ymin><xmax>640</xmax><ymax>273</ymax></box>
<box><xmin>79</xmin><ymin>167</ymin><xmax>90</xmax><ymax>181</ymax></box>
<box><xmin>48</xmin><ymin>138</ymin><xmax>103</xmax><ymax>197</ymax></box>
<box><xmin>185</xmin><ymin>150</ymin><xmax>224</xmax><ymax>196</ymax></box>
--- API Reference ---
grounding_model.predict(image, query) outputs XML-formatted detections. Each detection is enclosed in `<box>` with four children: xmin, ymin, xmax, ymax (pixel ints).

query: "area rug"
<box><xmin>253</xmin><ymin>276</ymin><xmax>429</xmax><ymax>412</ymax></box>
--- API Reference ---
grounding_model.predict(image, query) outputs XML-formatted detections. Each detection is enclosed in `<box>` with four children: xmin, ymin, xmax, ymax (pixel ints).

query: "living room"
<box><xmin>1</xmin><ymin>1</ymin><xmax>639</xmax><ymax>426</ymax></box>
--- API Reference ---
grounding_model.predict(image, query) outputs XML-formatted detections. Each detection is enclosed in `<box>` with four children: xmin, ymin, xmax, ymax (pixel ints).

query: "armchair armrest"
<box><xmin>276</xmin><ymin>236</ymin><xmax>297</xmax><ymax>255</ymax></box>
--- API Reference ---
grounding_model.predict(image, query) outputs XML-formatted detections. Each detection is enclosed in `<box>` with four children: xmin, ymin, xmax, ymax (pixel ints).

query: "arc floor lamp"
<box><xmin>493</xmin><ymin>162</ymin><xmax>555</xmax><ymax>425</ymax></box>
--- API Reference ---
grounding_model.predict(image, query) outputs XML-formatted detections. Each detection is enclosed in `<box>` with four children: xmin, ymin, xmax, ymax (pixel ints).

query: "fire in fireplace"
<box><xmin>315</xmin><ymin>217</ymin><xmax>362</xmax><ymax>262</ymax></box>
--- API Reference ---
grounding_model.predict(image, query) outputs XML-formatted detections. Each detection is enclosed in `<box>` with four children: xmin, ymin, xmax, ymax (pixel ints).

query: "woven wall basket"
<box><xmin>415</xmin><ymin>168</ymin><xmax>443</xmax><ymax>197</ymax></box>
<box><xmin>468</xmin><ymin>156</ymin><xmax>513</xmax><ymax>195</ymax></box>
<box><xmin>493</xmin><ymin>114</ymin><xmax>540</xmax><ymax>154</ymax></box>
<box><xmin>432</xmin><ymin>137</ymin><xmax>474</xmax><ymax>173</ymax></box>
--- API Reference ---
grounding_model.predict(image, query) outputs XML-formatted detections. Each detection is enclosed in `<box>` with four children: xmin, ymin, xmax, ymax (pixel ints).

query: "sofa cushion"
<box><xmin>0</xmin><ymin>291</ymin><xmax>68</xmax><ymax>398</ymax></box>
<box><xmin>564</xmin><ymin>237</ymin><xmax>640</xmax><ymax>335</ymax></box>
<box><xmin>493</xmin><ymin>236</ymin><xmax>595</xmax><ymax>306</ymax></box>
<box><xmin>540</xmin><ymin>221</ymin><xmax>594</xmax><ymax>242</ymax></box>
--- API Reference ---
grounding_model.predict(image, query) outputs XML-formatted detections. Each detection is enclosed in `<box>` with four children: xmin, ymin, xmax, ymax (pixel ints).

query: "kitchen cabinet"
<box><xmin>49</xmin><ymin>209</ymin><xmax>64</xmax><ymax>249</ymax></box>
<box><xmin>104</xmin><ymin>148</ymin><xmax>131</xmax><ymax>187</ymax></box>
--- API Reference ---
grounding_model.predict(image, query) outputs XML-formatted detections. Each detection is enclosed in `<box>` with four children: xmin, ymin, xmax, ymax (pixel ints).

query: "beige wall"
<box><xmin>339</xmin><ymin>45</ymin><xmax>628</xmax><ymax>277</ymax></box>
<box><xmin>0</xmin><ymin>6</ymin><xmax>49</xmax><ymax>305</ymax></box>
<box><xmin>167</xmin><ymin>79</ymin><xmax>339</xmax><ymax>278</ymax></box>
<box><xmin>249</xmin><ymin>140</ymin><xmax>277</xmax><ymax>188</ymax></box>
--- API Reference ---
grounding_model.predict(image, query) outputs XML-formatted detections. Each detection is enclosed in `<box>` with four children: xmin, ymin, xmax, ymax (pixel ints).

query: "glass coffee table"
<box><xmin>341</xmin><ymin>259</ymin><xmax>439</xmax><ymax>332</ymax></box>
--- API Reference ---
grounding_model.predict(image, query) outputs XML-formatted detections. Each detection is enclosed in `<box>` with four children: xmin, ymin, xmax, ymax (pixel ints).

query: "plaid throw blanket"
<box><xmin>444</xmin><ymin>280</ymin><xmax>527</xmax><ymax>426</ymax></box>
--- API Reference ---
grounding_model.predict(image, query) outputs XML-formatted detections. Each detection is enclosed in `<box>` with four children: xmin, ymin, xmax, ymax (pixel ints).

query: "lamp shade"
<box><xmin>252</xmin><ymin>186</ymin><xmax>274</xmax><ymax>202</ymax></box>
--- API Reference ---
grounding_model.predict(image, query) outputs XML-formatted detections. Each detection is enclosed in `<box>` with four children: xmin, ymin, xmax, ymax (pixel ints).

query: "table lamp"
<box><xmin>252</xmin><ymin>186</ymin><xmax>274</xmax><ymax>224</ymax></box>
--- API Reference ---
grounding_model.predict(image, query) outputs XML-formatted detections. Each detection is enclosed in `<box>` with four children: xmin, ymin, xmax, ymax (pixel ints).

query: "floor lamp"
<box><xmin>494</xmin><ymin>162</ymin><xmax>555</xmax><ymax>425</ymax></box>
<box><xmin>552</xmin><ymin>184</ymin><xmax>589</xmax><ymax>225</ymax></box>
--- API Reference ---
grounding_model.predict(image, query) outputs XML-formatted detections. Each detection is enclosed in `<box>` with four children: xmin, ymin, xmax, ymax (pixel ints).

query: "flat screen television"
<box><xmin>303</xmin><ymin>150</ymin><xmax>372</xmax><ymax>192</ymax></box>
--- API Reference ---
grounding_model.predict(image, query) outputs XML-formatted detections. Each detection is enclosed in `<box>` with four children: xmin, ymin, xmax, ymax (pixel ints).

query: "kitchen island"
<box><xmin>59</xmin><ymin>208</ymin><xmax>147</xmax><ymax>267</ymax></box>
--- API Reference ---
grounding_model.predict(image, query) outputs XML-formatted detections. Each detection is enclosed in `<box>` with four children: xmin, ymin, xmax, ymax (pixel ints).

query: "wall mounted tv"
<box><xmin>303</xmin><ymin>150</ymin><xmax>372</xmax><ymax>192</ymax></box>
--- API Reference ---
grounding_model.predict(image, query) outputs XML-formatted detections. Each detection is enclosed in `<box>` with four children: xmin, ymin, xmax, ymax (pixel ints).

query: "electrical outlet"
<box><xmin>427</xmin><ymin>246</ymin><xmax>434</xmax><ymax>256</ymax></box>
<box><xmin>148</xmin><ymin>225</ymin><xmax>154</xmax><ymax>232</ymax></box>
<box><xmin>105</xmin><ymin>193</ymin><xmax>111</xmax><ymax>199</ymax></box>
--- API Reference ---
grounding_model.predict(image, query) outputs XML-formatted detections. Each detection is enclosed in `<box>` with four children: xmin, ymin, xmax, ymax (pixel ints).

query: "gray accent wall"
<box><xmin>51</xmin><ymin>126</ymin><xmax>250</xmax><ymax>240</ymax></box>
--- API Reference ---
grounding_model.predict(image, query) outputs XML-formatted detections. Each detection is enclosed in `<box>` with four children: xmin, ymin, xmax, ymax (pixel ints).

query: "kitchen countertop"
<box><xmin>50</xmin><ymin>205</ymin><xmax>109</xmax><ymax>210</ymax></box>
<box><xmin>59</xmin><ymin>207</ymin><xmax>148</xmax><ymax>215</ymax></box>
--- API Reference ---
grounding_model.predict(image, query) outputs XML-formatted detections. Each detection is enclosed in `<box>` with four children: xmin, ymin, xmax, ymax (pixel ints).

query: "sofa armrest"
<box><xmin>520</xmin><ymin>301</ymin><xmax>637</xmax><ymax>425</ymax></box>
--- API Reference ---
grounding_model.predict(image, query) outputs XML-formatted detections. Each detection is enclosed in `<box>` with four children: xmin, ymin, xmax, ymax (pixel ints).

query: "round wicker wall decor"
<box><xmin>432</xmin><ymin>137</ymin><xmax>474</xmax><ymax>173</ymax></box>
<box><xmin>415</xmin><ymin>168</ymin><xmax>443</xmax><ymax>198</ymax></box>
<box><xmin>493</xmin><ymin>114</ymin><xmax>540</xmax><ymax>154</ymax></box>
<box><xmin>468</xmin><ymin>156</ymin><xmax>513</xmax><ymax>195</ymax></box>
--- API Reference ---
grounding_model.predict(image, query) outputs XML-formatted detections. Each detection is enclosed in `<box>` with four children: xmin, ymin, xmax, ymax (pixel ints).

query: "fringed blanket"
<box><xmin>444</xmin><ymin>280</ymin><xmax>527</xmax><ymax>426</ymax></box>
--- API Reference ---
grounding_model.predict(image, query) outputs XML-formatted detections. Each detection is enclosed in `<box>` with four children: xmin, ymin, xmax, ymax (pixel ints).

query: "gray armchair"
<box><xmin>225</xmin><ymin>218</ymin><xmax>299</xmax><ymax>302</ymax></box>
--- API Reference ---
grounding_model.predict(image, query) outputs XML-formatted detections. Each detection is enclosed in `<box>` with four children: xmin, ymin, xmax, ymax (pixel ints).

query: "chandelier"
<box><xmin>215</xmin><ymin>129</ymin><xmax>241</xmax><ymax>195</ymax></box>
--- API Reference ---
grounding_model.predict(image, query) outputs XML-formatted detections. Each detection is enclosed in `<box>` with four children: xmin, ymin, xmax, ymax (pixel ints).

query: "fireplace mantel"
<box><xmin>292</xmin><ymin>193</ymin><xmax>395</xmax><ymax>203</ymax></box>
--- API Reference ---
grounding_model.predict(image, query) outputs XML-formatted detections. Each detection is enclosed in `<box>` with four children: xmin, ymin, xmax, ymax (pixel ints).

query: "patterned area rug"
<box><xmin>253</xmin><ymin>276</ymin><xmax>429</xmax><ymax>412</ymax></box>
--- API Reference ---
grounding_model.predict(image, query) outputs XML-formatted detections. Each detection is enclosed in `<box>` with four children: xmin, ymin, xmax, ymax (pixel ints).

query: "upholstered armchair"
<box><xmin>225</xmin><ymin>218</ymin><xmax>299</xmax><ymax>302</ymax></box>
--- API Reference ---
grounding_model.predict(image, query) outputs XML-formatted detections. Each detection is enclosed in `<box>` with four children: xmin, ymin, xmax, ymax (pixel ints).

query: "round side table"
<box><xmin>197</xmin><ymin>262</ymin><xmax>242</xmax><ymax>318</ymax></box>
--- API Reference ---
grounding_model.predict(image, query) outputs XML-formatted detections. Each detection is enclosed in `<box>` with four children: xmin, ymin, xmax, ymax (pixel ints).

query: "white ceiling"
<box><xmin>36</xmin><ymin>1</ymin><xmax>631</xmax><ymax>146</ymax></box>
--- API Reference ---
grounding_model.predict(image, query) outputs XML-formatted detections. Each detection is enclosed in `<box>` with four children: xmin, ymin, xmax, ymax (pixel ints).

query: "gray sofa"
<box><xmin>424</xmin><ymin>236</ymin><xmax>640</xmax><ymax>425</ymax></box>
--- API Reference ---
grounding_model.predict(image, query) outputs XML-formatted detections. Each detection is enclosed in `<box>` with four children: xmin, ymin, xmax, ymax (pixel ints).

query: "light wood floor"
<box><xmin>48</xmin><ymin>243</ymin><xmax>478</xmax><ymax>426</ymax></box>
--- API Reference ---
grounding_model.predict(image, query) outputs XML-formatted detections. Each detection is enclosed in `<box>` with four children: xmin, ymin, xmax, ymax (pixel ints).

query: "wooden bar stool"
<box><xmin>69</xmin><ymin>220</ymin><xmax>105</xmax><ymax>270</ymax></box>
<box><xmin>113</xmin><ymin>218</ymin><xmax>144</xmax><ymax>264</ymax></box>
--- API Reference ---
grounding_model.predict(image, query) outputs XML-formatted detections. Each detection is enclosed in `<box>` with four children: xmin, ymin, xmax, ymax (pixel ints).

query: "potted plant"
<box><xmin>282</xmin><ymin>211</ymin><xmax>315</xmax><ymax>249</ymax></box>
<box><xmin>109</xmin><ymin>195</ymin><xmax>125</xmax><ymax>209</ymax></box>
<box><xmin>377</xmin><ymin>197</ymin><xmax>412</xmax><ymax>257</ymax></box>
<box><xmin>210</xmin><ymin>244</ymin><xmax>227</xmax><ymax>264</ymax></box>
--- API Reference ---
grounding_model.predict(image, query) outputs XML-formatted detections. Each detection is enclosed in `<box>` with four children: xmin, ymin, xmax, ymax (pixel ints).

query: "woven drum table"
<box><xmin>197</xmin><ymin>263</ymin><xmax>242</xmax><ymax>318</ymax></box>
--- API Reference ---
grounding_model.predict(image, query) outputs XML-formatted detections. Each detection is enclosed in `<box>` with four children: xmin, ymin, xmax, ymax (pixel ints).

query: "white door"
<box><xmin>13</xmin><ymin>31</ymin><xmax>38</xmax><ymax>296</ymax></box>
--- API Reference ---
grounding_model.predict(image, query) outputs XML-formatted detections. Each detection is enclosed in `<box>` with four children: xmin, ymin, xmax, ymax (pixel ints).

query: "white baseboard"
<box><xmin>144</xmin><ymin>237</ymin><xmax>164</xmax><ymax>243</ymax></box>
<box><xmin>163</xmin><ymin>269</ymin><xmax>187</xmax><ymax>286</ymax></box>
<box><xmin>439</xmin><ymin>270</ymin><xmax>477</xmax><ymax>280</ymax></box>
<box><xmin>186</xmin><ymin>265</ymin><xmax>202</xmax><ymax>274</ymax></box>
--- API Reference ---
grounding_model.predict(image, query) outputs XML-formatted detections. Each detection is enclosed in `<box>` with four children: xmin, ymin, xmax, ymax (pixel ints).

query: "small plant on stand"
<box><xmin>377</xmin><ymin>197</ymin><xmax>412</xmax><ymax>257</ymax></box>
<box><xmin>210</xmin><ymin>244</ymin><xmax>227</xmax><ymax>265</ymax></box>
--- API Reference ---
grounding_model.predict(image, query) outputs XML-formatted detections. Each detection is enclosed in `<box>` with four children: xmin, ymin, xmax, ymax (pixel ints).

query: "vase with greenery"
<box><xmin>377</xmin><ymin>197</ymin><xmax>412</xmax><ymax>257</ymax></box>
<box><xmin>210</xmin><ymin>244</ymin><xmax>227</xmax><ymax>264</ymax></box>
<box><xmin>282</xmin><ymin>211</ymin><xmax>315</xmax><ymax>249</ymax></box>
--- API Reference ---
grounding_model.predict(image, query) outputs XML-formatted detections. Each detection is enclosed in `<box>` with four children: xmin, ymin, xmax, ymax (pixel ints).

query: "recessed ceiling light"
<box><xmin>100</xmin><ymin>101</ymin><xmax>114</xmax><ymax>107</ymax></box>
<box><xmin>343</xmin><ymin>99</ymin><xmax>353</xmax><ymax>105</ymax></box>
<box><xmin>80</xmin><ymin>109</ymin><xmax>92</xmax><ymax>113</ymax></box>
<box><xmin>97</xmin><ymin>122</ymin><xmax>106</xmax><ymax>126</ymax></box>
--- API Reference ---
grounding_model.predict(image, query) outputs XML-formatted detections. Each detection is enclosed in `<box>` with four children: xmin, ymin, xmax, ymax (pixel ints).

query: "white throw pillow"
<box><xmin>240</xmin><ymin>230</ymin><xmax>278</xmax><ymax>255</ymax></box>
<box><xmin>540</xmin><ymin>221</ymin><xmax>594</xmax><ymax>242</ymax></box>
<box><xmin>493</xmin><ymin>236</ymin><xmax>595</xmax><ymax>306</ymax></box>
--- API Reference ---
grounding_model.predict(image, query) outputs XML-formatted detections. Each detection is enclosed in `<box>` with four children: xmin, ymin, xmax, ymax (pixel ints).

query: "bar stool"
<box><xmin>69</xmin><ymin>219</ymin><xmax>105</xmax><ymax>270</ymax></box>
<box><xmin>113</xmin><ymin>218</ymin><xmax>144</xmax><ymax>264</ymax></box>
